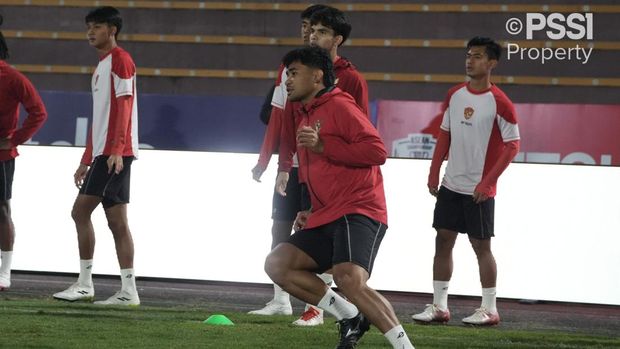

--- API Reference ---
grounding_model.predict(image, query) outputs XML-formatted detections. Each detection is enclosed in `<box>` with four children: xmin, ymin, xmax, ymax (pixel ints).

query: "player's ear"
<box><xmin>334</xmin><ymin>35</ymin><xmax>344</xmax><ymax>47</ymax></box>
<box><xmin>109</xmin><ymin>24</ymin><xmax>118</xmax><ymax>37</ymax></box>
<box><xmin>488</xmin><ymin>59</ymin><xmax>498</xmax><ymax>70</ymax></box>
<box><xmin>313</xmin><ymin>69</ymin><xmax>324</xmax><ymax>85</ymax></box>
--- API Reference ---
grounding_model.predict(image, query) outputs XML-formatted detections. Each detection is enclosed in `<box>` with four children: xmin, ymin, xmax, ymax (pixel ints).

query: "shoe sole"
<box><xmin>292</xmin><ymin>321</ymin><xmax>324</xmax><ymax>326</ymax></box>
<box><xmin>412</xmin><ymin>318</ymin><xmax>449</xmax><ymax>325</ymax></box>
<box><xmin>53</xmin><ymin>296</ymin><xmax>94</xmax><ymax>302</ymax></box>
<box><xmin>462</xmin><ymin>321</ymin><xmax>500</xmax><ymax>327</ymax></box>
<box><xmin>93</xmin><ymin>303</ymin><xmax>140</xmax><ymax>307</ymax></box>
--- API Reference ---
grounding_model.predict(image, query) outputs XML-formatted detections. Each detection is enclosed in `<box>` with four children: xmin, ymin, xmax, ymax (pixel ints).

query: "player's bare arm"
<box><xmin>275</xmin><ymin>171</ymin><xmax>289</xmax><ymax>196</ymax></box>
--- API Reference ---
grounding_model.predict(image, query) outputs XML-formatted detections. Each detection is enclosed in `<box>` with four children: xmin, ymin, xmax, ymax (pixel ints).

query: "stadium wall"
<box><xmin>10</xmin><ymin>146</ymin><xmax>620</xmax><ymax>306</ymax></box>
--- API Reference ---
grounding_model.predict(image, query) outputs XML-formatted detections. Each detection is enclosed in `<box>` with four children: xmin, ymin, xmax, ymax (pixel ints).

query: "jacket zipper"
<box><xmin>302</xmin><ymin>108</ymin><xmax>325</xmax><ymax>209</ymax></box>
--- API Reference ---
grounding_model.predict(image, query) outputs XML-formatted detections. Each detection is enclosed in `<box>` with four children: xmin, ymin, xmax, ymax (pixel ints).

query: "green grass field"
<box><xmin>0</xmin><ymin>298</ymin><xmax>617</xmax><ymax>349</ymax></box>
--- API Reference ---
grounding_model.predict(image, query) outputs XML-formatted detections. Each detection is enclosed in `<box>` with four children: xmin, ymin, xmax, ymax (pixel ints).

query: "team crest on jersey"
<box><xmin>464</xmin><ymin>107</ymin><xmax>474</xmax><ymax>120</ymax></box>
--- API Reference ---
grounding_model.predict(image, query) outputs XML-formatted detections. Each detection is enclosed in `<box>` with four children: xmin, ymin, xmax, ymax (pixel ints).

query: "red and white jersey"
<box><xmin>440</xmin><ymin>83</ymin><xmax>520</xmax><ymax>195</ymax></box>
<box><xmin>271</xmin><ymin>66</ymin><xmax>288</xmax><ymax>110</ymax></box>
<box><xmin>84</xmin><ymin>46</ymin><xmax>138</xmax><ymax>164</ymax></box>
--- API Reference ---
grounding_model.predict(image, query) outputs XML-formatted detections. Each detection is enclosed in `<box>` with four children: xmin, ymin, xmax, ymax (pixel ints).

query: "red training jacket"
<box><xmin>0</xmin><ymin>61</ymin><xmax>47</xmax><ymax>160</ymax></box>
<box><xmin>256</xmin><ymin>57</ymin><xmax>369</xmax><ymax>172</ymax></box>
<box><xmin>287</xmin><ymin>87</ymin><xmax>387</xmax><ymax>229</ymax></box>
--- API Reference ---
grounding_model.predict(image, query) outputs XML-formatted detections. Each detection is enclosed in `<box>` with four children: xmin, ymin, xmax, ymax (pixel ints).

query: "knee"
<box><xmin>333</xmin><ymin>269</ymin><xmax>364</xmax><ymax>295</ymax></box>
<box><xmin>264</xmin><ymin>252</ymin><xmax>287</xmax><ymax>284</ymax></box>
<box><xmin>469</xmin><ymin>239</ymin><xmax>491</xmax><ymax>257</ymax></box>
<box><xmin>107</xmin><ymin>216</ymin><xmax>128</xmax><ymax>235</ymax></box>
<box><xmin>435</xmin><ymin>237</ymin><xmax>455</xmax><ymax>255</ymax></box>
<box><xmin>71</xmin><ymin>205</ymin><xmax>89</xmax><ymax>223</ymax></box>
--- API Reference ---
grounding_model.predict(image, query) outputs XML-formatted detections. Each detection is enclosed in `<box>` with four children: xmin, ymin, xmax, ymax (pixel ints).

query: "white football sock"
<box><xmin>385</xmin><ymin>325</ymin><xmax>415</xmax><ymax>349</ymax></box>
<box><xmin>481</xmin><ymin>287</ymin><xmax>497</xmax><ymax>312</ymax></box>
<box><xmin>317</xmin><ymin>273</ymin><xmax>333</xmax><ymax>286</ymax></box>
<box><xmin>273</xmin><ymin>284</ymin><xmax>290</xmax><ymax>304</ymax></box>
<box><xmin>433</xmin><ymin>280</ymin><xmax>449</xmax><ymax>310</ymax></box>
<box><xmin>317</xmin><ymin>288</ymin><xmax>358</xmax><ymax>321</ymax></box>
<box><xmin>77</xmin><ymin>259</ymin><xmax>93</xmax><ymax>286</ymax></box>
<box><xmin>0</xmin><ymin>250</ymin><xmax>12</xmax><ymax>277</ymax></box>
<box><xmin>120</xmin><ymin>268</ymin><xmax>137</xmax><ymax>294</ymax></box>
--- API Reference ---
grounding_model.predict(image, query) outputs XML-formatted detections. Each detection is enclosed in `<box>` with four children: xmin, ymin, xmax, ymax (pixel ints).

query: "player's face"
<box><xmin>466</xmin><ymin>46</ymin><xmax>497</xmax><ymax>79</ymax></box>
<box><xmin>285</xmin><ymin>61</ymin><xmax>321</xmax><ymax>104</ymax></box>
<box><xmin>301</xmin><ymin>18</ymin><xmax>312</xmax><ymax>45</ymax></box>
<box><xmin>309</xmin><ymin>23</ymin><xmax>341</xmax><ymax>51</ymax></box>
<box><xmin>86</xmin><ymin>22</ymin><xmax>116</xmax><ymax>49</ymax></box>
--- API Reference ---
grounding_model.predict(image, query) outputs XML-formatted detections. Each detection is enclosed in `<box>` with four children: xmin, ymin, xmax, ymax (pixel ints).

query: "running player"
<box><xmin>266</xmin><ymin>46</ymin><xmax>416</xmax><ymax>349</ymax></box>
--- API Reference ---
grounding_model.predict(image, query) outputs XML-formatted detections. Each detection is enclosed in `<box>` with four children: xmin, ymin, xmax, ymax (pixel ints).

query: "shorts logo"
<box><xmin>464</xmin><ymin>107</ymin><xmax>475</xmax><ymax>120</ymax></box>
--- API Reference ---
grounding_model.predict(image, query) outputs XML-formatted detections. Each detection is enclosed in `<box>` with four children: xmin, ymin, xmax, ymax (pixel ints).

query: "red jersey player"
<box><xmin>412</xmin><ymin>37</ymin><xmax>520</xmax><ymax>326</ymax></box>
<box><xmin>0</xmin><ymin>16</ymin><xmax>48</xmax><ymax>290</ymax></box>
<box><xmin>53</xmin><ymin>7</ymin><xmax>140</xmax><ymax>306</ymax></box>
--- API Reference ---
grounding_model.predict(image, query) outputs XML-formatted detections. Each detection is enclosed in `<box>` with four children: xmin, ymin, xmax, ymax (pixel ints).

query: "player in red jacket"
<box><xmin>412</xmin><ymin>37</ymin><xmax>520</xmax><ymax>326</ymax></box>
<box><xmin>265</xmin><ymin>46</ymin><xmax>415</xmax><ymax>349</ymax></box>
<box><xmin>0</xmin><ymin>16</ymin><xmax>48</xmax><ymax>290</ymax></box>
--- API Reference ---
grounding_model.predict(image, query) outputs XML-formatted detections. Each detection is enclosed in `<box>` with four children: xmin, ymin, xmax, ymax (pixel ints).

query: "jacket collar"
<box><xmin>298</xmin><ymin>86</ymin><xmax>339</xmax><ymax>114</ymax></box>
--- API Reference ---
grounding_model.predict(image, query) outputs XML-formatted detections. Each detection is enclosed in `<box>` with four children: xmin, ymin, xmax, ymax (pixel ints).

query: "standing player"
<box><xmin>249</xmin><ymin>4</ymin><xmax>331</xmax><ymax>326</ymax></box>
<box><xmin>0</xmin><ymin>15</ymin><xmax>48</xmax><ymax>290</ymax></box>
<box><xmin>308</xmin><ymin>6</ymin><xmax>369</xmax><ymax>116</ymax></box>
<box><xmin>53</xmin><ymin>6</ymin><xmax>140</xmax><ymax>305</ymax></box>
<box><xmin>412</xmin><ymin>37</ymin><xmax>520</xmax><ymax>326</ymax></box>
<box><xmin>266</xmin><ymin>46</ymin><xmax>416</xmax><ymax>349</ymax></box>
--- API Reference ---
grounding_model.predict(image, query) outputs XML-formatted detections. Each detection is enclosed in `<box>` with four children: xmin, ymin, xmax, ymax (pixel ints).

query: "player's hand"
<box><xmin>0</xmin><ymin>137</ymin><xmax>12</xmax><ymax>150</ymax></box>
<box><xmin>275</xmin><ymin>171</ymin><xmax>289</xmax><ymax>196</ymax></box>
<box><xmin>473</xmin><ymin>182</ymin><xmax>491</xmax><ymax>203</ymax></box>
<box><xmin>428</xmin><ymin>170</ymin><xmax>440</xmax><ymax>197</ymax></box>
<box><xmin>251</xmin><ymin>164</ymin><xmax>265</xmax><ymax>182</ymax></box>
<box><xmin>472</xmin><ymin>191</ymin><xmax>489</xmax><ymax>204</ymax></box>
<box><xmin>297</xmin><ymin>126</ymin><xmax>324</xmax><ymax>153</ymax></box>
<box><xmin>74</xmin><ymin>164</ymin><xmax>89</xmax><ymax>189</ymax></box>
<box><xmin>293</xmin><ymin>210</ymin><xmax>311</xmax><ymax>231</ymax></box>
<box><xmin>428</xmin><ymin>185</ymin><xmax>439</xmax><ymax>197</ymax></box>
<box><xmin>107</xmin><ymin>154</ymin><xmax>123</xmax><ymax>174</ymax></box>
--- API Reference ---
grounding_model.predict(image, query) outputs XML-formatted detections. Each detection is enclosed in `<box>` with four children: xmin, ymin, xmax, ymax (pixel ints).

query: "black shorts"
<box><xmin>287</xmin><ymin>214</ymin><xmax>387</xmax><ymax>275</ymax></box>
<box><xmin>432</xmin><ymin>186</ymin><xmax>494</xmax><ymax>239</ymax></box>
<box><xmin>271</xmin><ymin>167</ymin><xmax>302</xmax><ymax>221</ymax></box>
<box><xmin>0</xmin><ymin>159</ymin><xmax>15</xmax><ymax>201</ymax></box>
<box><xmin>79</xmin><ymin>155</ymin><xmax>133</xmax><ymax>208</ymax></box>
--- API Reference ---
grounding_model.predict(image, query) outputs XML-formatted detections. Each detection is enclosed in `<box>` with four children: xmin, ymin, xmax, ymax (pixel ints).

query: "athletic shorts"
<box><xmin>0</xmin><ymin>159</ymin><xmax>15</xmax><ymax>201</ymax></box>
<box><xmin>271</xmin><ymin>167</ymin><xmax>302</xmax><ymax>221</ymax></box>
<box><xmin>79</xmin><ymin>155</ymin><xmax>133</xmax><ymax>208</ymax></box>
<box><xmin>432</xmin><ymin>186</ymin><xmax>494</xmax><ymax>239</ymax></box>
<box><xmin>287</xmin><ymin>214</ymin><xmax>387</xmax><ymax>275</ymax></box>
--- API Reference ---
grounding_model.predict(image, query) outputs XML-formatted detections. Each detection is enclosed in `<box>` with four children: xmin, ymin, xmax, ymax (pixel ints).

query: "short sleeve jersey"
<box><xmin>440</xmin><ymin>83</ymin><xmax>520</xmax><ymax>195</ymax></box>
